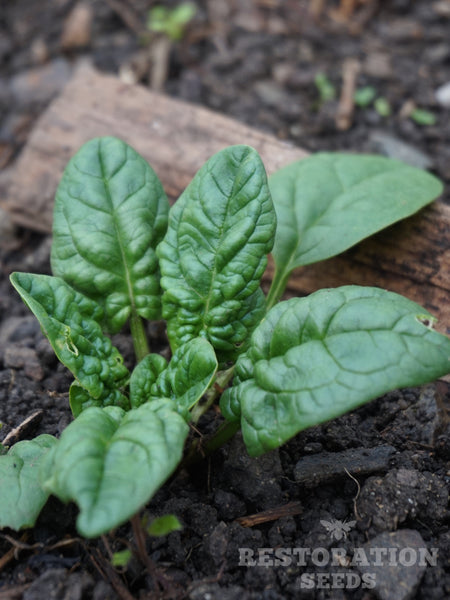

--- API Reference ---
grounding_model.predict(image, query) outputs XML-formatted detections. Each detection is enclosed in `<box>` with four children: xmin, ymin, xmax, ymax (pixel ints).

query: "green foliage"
<box><xmin>221</xmin><ymin>287</ymin><xmax>450</xmax><ymax>456</ymax></box>
<box><xmin>157</xmin><ymin>145</ymin><xmax>276</xmax><ymax>362</ymax></box>
<box><xmin>145</xmin><ymin>514</ymin><xmax>183</xmax><ymax>537</ymax></box>
<box><xmin>2</xmin><ymin>135</ymin><xmax>449</xmax><ymax>539</ymax></box>
<box><xmin>410</xmin><ymin>108</ymin><xmax>437</xmax><ymax>126</ymax></box>
<box><xmin>51</xmin><ymin>136</ymin><xmax>169</xmax><ymax>333</ymax></box>
<box><xmin>354</xmin><ymin>86</ymin><xmax>377</xmax><ymax>107</ymax></box>
<box><xmin>314</xmin><ymin>72</ymin><xmax>336</xmax><ymax>103</ymax></box>
<box><xmin>111</xmin><ymin>549</ymin><xmax>132</xmax><ymax>567</ymax></box>
<box><xmin>41</xmin><ymin>402</ymin><xmax>188</xmax><ymax>538</ymax></box>
<box><xmin>10</xmin><ymin>273</ymin><xmax>130</xmax><ymax>417</ymax></box>
<box><xmin>0</xmin><ymin>435</ymin><xmax>57</xmax><ymax>530</ymax></box>
<box><xmin>267</xmin><ymin>153</ymin><xmax>442</xmax><ymax>307</ymax></box>
<box><xmin>374</xmin><ymin>97</ymin><xmax>391</xmax><ymax>117</ymax></box>
<box><xmin>130</xmin><ymin>337</ymin><xmax>217</xmax><ymax>415</ymax></box>
<box><xmin>147</xmin><ymin>3</ymin><xmax>196</xmax><ymax>41</ymax></box>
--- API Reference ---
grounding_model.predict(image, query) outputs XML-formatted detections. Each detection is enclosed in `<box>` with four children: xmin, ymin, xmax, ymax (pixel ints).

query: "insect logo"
<box><xmin>320</xmin><ymin>518</ymin><xmax>356</xmax><ymax>541</ymax></box>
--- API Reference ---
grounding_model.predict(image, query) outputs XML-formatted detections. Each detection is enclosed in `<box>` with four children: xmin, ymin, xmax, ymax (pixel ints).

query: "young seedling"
<box><xmin>2</xmin><ymin>136</ymin><xmax>450</xmax><ymax>539</ymax></box>
<box><xmin>146</xmin><ymin>2</ymin><xmax>196</xmax><ymax>90</ymax></box>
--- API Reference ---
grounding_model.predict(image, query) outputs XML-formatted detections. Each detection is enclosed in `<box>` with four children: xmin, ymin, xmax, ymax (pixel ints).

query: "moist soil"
<box><xmin>0</xmin><ymin>1</ymin><xmax>450</xmax><ymax>599</ymax></box>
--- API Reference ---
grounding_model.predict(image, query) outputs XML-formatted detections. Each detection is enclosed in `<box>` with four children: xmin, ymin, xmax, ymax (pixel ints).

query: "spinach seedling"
<box><xmin>2</xmin><ymin>137</ymin><xmax>450</xmax><ymax>538</ymax></box>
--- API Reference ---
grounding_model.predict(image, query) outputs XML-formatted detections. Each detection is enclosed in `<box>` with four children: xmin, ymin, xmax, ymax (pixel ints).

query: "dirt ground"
<box><xmin>0</xmin><ymin>1</ymin><xmax>449</xmax><ymax>599</ymax></box>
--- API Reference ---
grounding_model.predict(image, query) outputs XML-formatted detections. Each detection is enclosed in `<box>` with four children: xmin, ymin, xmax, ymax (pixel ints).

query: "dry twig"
<box><xmin>336</xmin><ymin>58</ymin><xmax>360</xmax><ymax>131</ymax></box>
<box><xmin>236</xmin><ymin>501</ymin><xmax>302</xmax><ymax>527</ymax></box>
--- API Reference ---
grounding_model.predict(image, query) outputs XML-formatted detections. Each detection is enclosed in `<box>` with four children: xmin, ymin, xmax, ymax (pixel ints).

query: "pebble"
<box><xmin>0</xmin><ymin>317</ymin><xmax>38</xmax><ymax>350</ymax></box>
<box><xmin>368</xmin><ymin>130</ymin><xmax>433</xmax><ymax>169</ymax></box>
<box><xmin>363</xmin><ymin>52</ymin><xmax>393</xmax><ymax>79</ymax></box>
<box><xmin>435</xmin><ymin>81</ymin><xmax>450</xmax><ymax>108</ymax></box>
<box><xmin>189</xmin><ymin>583</ymin><xmax>246</xmax><ymax>600</ymax></box>
<box><xmin>9</xmin><ymin>58</ymin><xmax>72</xmax><ymax>107</ymax></box>
<box><xmin>30</xmin><ymin>38</ymin><xmax>50</xmax><ymax>65</ymax></box>
<box><xmin>357</xmin><ymin>468</ymin><xmax>448</xmax><ymax>532</ymax></box>
<box><xmin>254</xmin><ymin>80</ymin><xmax>300</xmax><ymax>119</ymax></box>
<box><xmin>4</xmin><ymin>344</ymin><xmax>44</xmax><ymax>381</ymax></box>
<box><xmin>23</xmin><ymin>569</ymin><xmax>96</xmax><ymax>600</ymax></box>
<box><xmin>60</xmin><ymin>2</ymin><xmax>93</xmax><ymax>50</ymax></box>
<box><xmin>433</xmin><ymin>1</ymin><xmax>450</xmax><ymax>17</ymax></box>
<box><xmin>356</xmin><ymin>530</ymin><xmax>428</xmax><ymax>600</ymax></box>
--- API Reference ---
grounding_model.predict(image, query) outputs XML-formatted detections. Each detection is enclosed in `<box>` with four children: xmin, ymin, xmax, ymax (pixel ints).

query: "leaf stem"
<box><xmin>182</xmin><ymin>419</ymin><xmax>240</xmax><ymax>468</ymax></box>
<box><xmin>190</xmin><ymin>366</ymin><xmax>235</xmax><ymax>424</ymax></box>
<box><xmin>266</xmin><ymin>267</ymin><xmax>291</xmax><ymax>311</ymax></box>
<box><xmin>130</xmin><ymin>311</ymin><xmax>150</xmax><ymax>362</ymax></box>
<box><xmin>203</xmin><ymin>419</ymin><xmax>240</xmax><ymax>454</ymax></box>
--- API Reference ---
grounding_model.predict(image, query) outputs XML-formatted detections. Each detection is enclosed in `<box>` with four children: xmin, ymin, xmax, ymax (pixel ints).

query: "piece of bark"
<box><xmin>294</xmin><ymin>445</ymin><xmax>396</xmax><ymax>487</ymax></box>
<box><xmin>1</xmin><ymin>63</ymin><xmax>450</xmax><ymax>328</ymax></box>
<box><xmin>2</xmin><ymin>63</ymin><xmax>306</xmax><ymax>234</ymax></box>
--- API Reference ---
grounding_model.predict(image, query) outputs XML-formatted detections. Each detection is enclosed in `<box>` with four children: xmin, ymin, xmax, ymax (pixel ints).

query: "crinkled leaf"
<box><xmin>130</xmin><ymin>338</ymin><xmax>217</xmax><ymax>416</ymax></box>
<box><xmin>157</xmin><ymin>145</ymin><xmax>276</xmax><ymax>362</ymax></box>
<box><xmin>269</xmin><ymin>154</ymin><xmax>443</xmax><ymax>300</ymax></box>
<box><xmin>153</xmin><ymin>338</ymin><xmax>217</xmax><ymax>414</ymax></box>
<box><xmin>51</xmin><ymin>136</ymin><xmax>169</xmax><ymax>333</ymax></box>
<box><xmin>221</xmin><ymin>286</ymin><xmax>450</xmax><ymax>456</ymax></box>
<box><xmin>10</xmin><ymin>273</ymin><xmax>129</xmax><ymax>413</ymax></box>
<box><xmin>130</xmin><ymin>354</ymin><xmax>168</xmax><ymax>408</ymax></box>
<box><xmin>41</xmin><ymin>401</ymin><xmax>188</xmax><ymax>538</ymax></box>
<box><xmin>0</xmin><ymin>435</ymin><xmax>57</xmax><ymax>530</ymax></box>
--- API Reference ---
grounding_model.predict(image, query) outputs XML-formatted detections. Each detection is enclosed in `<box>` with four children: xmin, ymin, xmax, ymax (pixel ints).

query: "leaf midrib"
<box><xmin>97</xmin><ymin>141</ymin><xmax>137</xmax><ymax>315</ymax></box>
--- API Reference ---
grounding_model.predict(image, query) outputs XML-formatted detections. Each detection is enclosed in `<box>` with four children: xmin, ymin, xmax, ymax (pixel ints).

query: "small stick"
<box><xmin>0</xmin><ymin>545</ymin><xmax>18</xmax><ymax>572</ymax></box>
<box><xmin>150</xmin><ymin>36</ymin><xmax>172</xmax><ymax>91</ymax></box>
<box><xmin>2</xmin><ymin>410</ymin><xmax>44</xmax><ymax>447</ymax></box>
<box><xmin>336</xmin><ymin>58</ymin><xmax>360</xmax><ymax>131</ymax></box>
<box><xmin>102</xmin><ymin>0</ymin><xmax>143</xmax><ymax>35</ymax></box>
<box><xmin>0</xmin><ymin>584</ymin><xmax>31</xmax><ymax>599</ymax></box>
<box><xmin>236</xmin><ymin>501</ymin><xmax>302</xmax><ymax>527</ymax></box>
<box><xmin>88</xmin><ymin>546</ymin><xmax>136</xmax><ymax>600</ymax></box>
<box><xmin>0</xmin><ymin>533</ymin><xmax>30</xmax><ymax>571</ymax></box>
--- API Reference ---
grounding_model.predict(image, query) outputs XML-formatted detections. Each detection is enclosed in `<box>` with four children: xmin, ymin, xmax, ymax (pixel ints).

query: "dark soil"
<box><xmin>0</xmin><ymin>1</ymin><xmax>449</xmax><ymax>599</ymax></box>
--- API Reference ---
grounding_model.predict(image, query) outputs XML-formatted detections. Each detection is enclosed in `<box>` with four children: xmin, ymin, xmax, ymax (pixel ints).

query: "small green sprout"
<box><xmin>410</xmin><ymin>108</ymin><xmax>437</xmax><ymax>126</ymax></box>
<box><xmin>354</xmin><ymin>86</ymin><xmax>377</xmax><ymax>107</ymax></box>
<box><xmin>144</xmin><ymin>514</ymin><xmax>183</xmax><ymax>537</ymax></box>
<box><xmin>147</xmin><ymin>3</ymin><xmax>196</xmax><ymax>41</ymax></box>
<box><xmin>314</xmin><ymin>72</ymin><xmax>336</xmax><ymax>103</ymax></box>
<box><xmin>374</xmin><ymin>97</ymin><xmax>391</xmax><ymax>117</ymax></box>
<box><xmin>111</xmin><ymin>549</ymin><xmax>133</xmax><ymax>568</ymax></box>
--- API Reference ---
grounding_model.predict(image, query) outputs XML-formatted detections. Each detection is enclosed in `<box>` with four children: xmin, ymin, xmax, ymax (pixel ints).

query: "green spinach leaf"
<box><xmin>0</xmin><ymin>435</ymin><xmax>57</xmax><ymax>530</ymax></box>
<box><xmin>51</xmin><ymin>136</ymin><xmax>169</xmax><ymax>333</ymax></box>
<box><xmin>221</xmin><ymin>286</ymin><xmax>450</xmax><ymax>456</ymax></box>
<box><xmin>10</xmin><ymin>273</ymin><xmax>129</xmax><ymax>415</ymax></box>
<box><xmin>41</xmin><ymin>401</ymin><xmax>188</xmax><ymax>538</ymax></box>
<box><xmin>130</xmin><ymin>354</ymin><xmax>168</xmax><ymax>409</ymax></box>
<box><xmin>268</xmin><ymin>154</ymin><xmax>443</xmax><ymax>305</ymax></box>
<box><xmin>130</xmin><ymin>338</ymin><xmax>217</xmax><ymax>416</ymax></box>
<box><xmin>157</xmin><ymin>145</ymin><xmax>276</xmax><ymax>361</ymax></box>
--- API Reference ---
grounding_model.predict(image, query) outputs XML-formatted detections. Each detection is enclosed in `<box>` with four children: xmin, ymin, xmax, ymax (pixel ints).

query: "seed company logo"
<box><xmin>238</xmin><ymin>517</ymin><xmax>438</xmax><ymax>591</ymax></box>
<box><xmin>320</xmin><ymin>518</ymin><xmax>356</xmax><ymax>541</ymax></box>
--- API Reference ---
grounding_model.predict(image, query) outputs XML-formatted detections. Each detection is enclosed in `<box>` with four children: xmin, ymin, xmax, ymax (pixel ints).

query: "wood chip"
<box><xmin>236</xmin><ymin>501</ymin><xmax>302</xmax><ymax>527</ymax></box>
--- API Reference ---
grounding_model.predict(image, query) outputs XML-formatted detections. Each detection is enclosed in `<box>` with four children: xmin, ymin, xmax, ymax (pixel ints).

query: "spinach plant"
<box><xmin>2</xmin><ymin>137</ymin><xmax>450</xmax><ymax>538</ymax></box>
